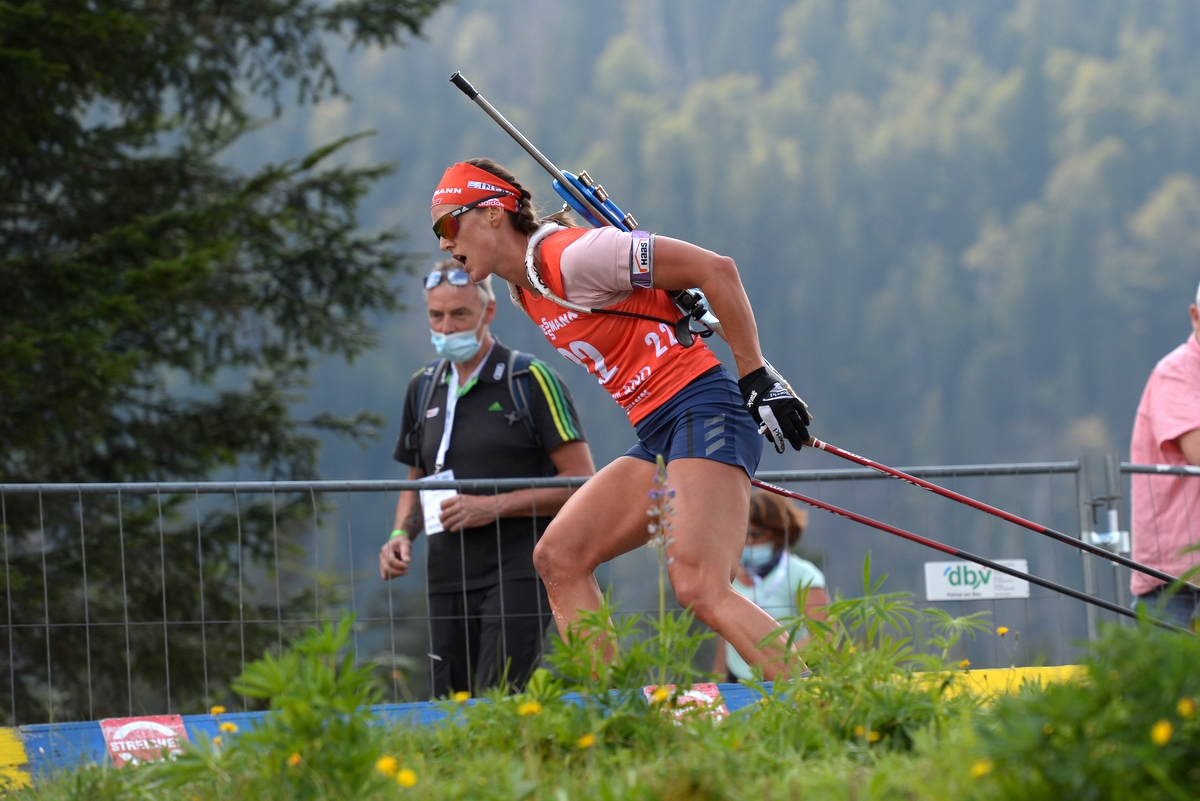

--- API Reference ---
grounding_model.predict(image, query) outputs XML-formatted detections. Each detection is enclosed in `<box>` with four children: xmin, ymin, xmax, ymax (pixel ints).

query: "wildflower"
<box><xmin>375</xmin><ymin>755</ymin><xmax>399</xmax><ymax>777</ymax></box>
<box><xmin>287</xmin><ymin>753</ymin><xmax>302</xmax><ymax>767</ymax></box>
<box><xmin>868</xmin><ymin>731</ymin><xmax>882</xmax><ymax>743</ymax></box>
<box><xmin>397</xmin><ymin>768</ymin><xmax>418</xmax><ymax>788</ymax></box>
<box><xmin>1178</xmin><ymin>697</ymin><xmax>1196</xmax><ymax>719</ymax></box>
<box><xmin>576</xmin><ymin>733</ymin><xmax>597</xmax><ymax>749</ymax></box>
<box><xmin>517</xmin><ymin>700</ymin><xmax>543</xmax><ymax>717</ymax></box>
<box><xmin>996</xmin><ymin>626</ymin><xmax>1009</xmax><ymax>636</ymax></box>
<box><xmin>959</xmin><ymin>659</ymin><xmax>971</xmax><ymax>669</ymax></box>
<box><xmin>853</xmin><ymin>725</ymin><xmax>866</xmax><ymax>737</ymax></box>
<box><xmin>1151</xmin><ymin>719</ymin><xmax>1173</xmax><ymax>746</ymax></box>
<box><xmin>209</xmin><ymin>705</ymin><xmax>226</xmax><ymax>716</ymax></box>
<box><xmin>650</xmin><ymin>687</ymin><xmax>670</xmax><ymax>704</ymax></box>
<box><xmin>451</xmin><ymin>691</ymin><xmax>470</xmax><ymax>702</ymax></box>
<box><xmin>970</xmin><ymin>759</ymin><xmax>993</xmax><ymax>777</ymax></box>
<box><xmin>212</xmin><ymin>736</ymin><xmax>222</xmax><ymax>747</ymax></box>
<box><xmin>218</xmin><ymin>722</ymin><xmax>238</xmax><ymax>734</ymax></box>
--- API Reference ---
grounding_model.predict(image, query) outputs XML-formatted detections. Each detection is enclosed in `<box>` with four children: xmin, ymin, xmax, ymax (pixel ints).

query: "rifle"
<box><xmin>448</xmin><ymin>71</ymin><xmax>803</xmax><ymax>405</ymax></box>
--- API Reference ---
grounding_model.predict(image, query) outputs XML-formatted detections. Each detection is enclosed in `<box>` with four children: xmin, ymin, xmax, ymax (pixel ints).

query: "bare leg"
<box><xmin>533</xmin><ymin>456</ymin><xmax>660</xmax><ymax>635</ymax></box>
<box><xmin>663</xmin><ymin>458</ymin><xmax>799</xmax><ymax>680</ymax></box>
<box><xmin>535</xmin><ymin>455</ymin><xmax>799</xmax><ymax>680</ymax></box>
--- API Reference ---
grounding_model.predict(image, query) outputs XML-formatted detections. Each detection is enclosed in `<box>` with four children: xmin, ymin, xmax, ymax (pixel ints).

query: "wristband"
<box><xmin>390</xmin><ymin>528</ymin><xmax>408</xmax><ymax>540</ymax></box>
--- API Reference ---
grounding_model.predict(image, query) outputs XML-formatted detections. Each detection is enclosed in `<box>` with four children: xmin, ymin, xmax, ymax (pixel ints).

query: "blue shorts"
<box><xmin>625</xmin><ymin>366</ymin><xmax>763</xmax><ymax>478</ymax></box>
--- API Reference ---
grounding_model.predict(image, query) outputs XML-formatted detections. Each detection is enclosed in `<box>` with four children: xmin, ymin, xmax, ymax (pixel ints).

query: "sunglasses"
<box><xmin>424</xmin><ymin>268</ymin><xmax>472</xmax><ymax>290</ymax></box>
<box><xmin>431</xmin><ymin>193</ymin><xmax>506</xmax><ymax>240</ymax></box>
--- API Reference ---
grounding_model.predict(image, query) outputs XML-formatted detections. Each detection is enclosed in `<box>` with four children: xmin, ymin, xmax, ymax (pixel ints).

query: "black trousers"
<box><xmin>427</xmin><ymin>578</ymin><xmax>552</xmax><ymax>698</ymax></box>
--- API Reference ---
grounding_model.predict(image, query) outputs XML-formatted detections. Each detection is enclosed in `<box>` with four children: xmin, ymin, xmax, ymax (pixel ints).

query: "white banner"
<box><xmin>924</xmin><ymin>559</ymin><xmax>1030</xmax><ymax>601</ymax></box>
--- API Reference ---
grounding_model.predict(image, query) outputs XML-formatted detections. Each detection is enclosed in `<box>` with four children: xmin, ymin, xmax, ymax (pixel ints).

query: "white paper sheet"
<box><xmin>419</xmin><ymin>469</ymin><xmax>457</xmax><ymax>535</ymax></box>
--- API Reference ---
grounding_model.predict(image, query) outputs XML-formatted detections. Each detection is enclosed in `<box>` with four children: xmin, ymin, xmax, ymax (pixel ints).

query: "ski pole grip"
<box><xmin>450</xmin><ymin>72</ymin><xmax>478</xmax><ymax>99</ymax></box>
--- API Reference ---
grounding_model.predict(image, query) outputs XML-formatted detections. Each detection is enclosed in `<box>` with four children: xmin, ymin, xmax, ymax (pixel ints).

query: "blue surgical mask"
<box><xmin>740</xmin><ymin>543</ymin><xmax>779</xmax><ymax>570</ymax></box>
<box><xmin>430</xmin><ymin>314</ymin><xmax>485</xmax><ymax>363</ymax></box>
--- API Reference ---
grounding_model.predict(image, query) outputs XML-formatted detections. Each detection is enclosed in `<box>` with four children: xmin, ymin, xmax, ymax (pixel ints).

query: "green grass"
<box><xmin>11</xmin><ymin>557</ymin><xmax>1200</xmax><ymax>800</ymax></box>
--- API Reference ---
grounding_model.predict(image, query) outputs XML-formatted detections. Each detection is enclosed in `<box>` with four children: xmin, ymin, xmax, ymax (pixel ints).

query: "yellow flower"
<box><xmin>1151</xmin><ymin>719</ymin><xmax>1173</xmax><ymax>746</ymax></box>
<box><xmin>1178</xmin><ymin>697</ymin><xmax>1196</xmax><ymax>719</ymax></box>
<box><xmin>209</xmin><ymin>705</ymin><xmax>226</xmax><ymax>716</ymax></box>
<box><xmin>868</xmin><ymin>731</ymin><xmax>882</xmax><ymax>743</ymax></box>
<box><xmin>451</xmin><ymin>691</ymin><xmax>470</xmax><ymax>702</ymax></box>
<box><xmin>853</xmin><ymin>725</ymin><xmax>866</xmax><ymax>737</ymax></box>
<box><xmin>576</xmin><ymin>733</ymin><xmax>597</xmax><ymax>749</ymax></box>
<box><xmin>517</xmin><ymin>700</ymin><xmax>543</xmax><ymax>717</ymax></box>
<box><xmin>287</xmin><ymin>753</ymin><xmax>302</xmax><ymax>767</ymax></box>
<box><xmin>212</xmin><ymin>736</ymin><xmax>222</xmax><ymax>747</ymax></box>
<box><xmin>218</xmin><ymin>722</ymin><xmax>238</xmax><ymax>734</ymax></box>
<box><xmin>970</xmin><ymin>759</ymin><xmax>993</xmax><ymax>777</ymax></box>
<box><xmin>375</xmin><ymin>755</ymin><xmax>399</xmax><ymax>777</ymax></box>
<box><xmin>959</xmin><ymin>659</ymin><xmax>971</xmax><ymax>669</ymax></box>
<box><xmin>650</xmin><ymin>687</ymin><xmax>670</xmax><ymax>704</ymax></box>
<box><xmin>397</xmin><ymin>768</ymin><xmax>418</xmax><ymax>788</ymax></box>
<box><xmin>996</xmin><ymin>626</ymin><xmax>1009</xmax><ymax>636</ymax></box>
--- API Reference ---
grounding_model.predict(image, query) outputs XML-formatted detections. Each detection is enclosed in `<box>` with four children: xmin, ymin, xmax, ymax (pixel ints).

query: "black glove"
<box><xmin>738</xmin><ymin>366</ymin><xmax>812</xmax><ymax>453</ymax></box>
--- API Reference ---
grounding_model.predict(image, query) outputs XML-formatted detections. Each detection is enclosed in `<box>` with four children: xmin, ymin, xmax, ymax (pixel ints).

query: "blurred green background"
<box><xmin>250</xmin><ymin>0</ymin><xmax>1200</xmax><ymax>479</ymax></box>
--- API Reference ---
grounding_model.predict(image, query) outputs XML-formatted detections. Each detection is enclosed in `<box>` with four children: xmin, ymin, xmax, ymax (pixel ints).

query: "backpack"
<box><xmin>403</xmin><ymin>350</ymin><xmax>543</xmax><ymax>460</ymax></box>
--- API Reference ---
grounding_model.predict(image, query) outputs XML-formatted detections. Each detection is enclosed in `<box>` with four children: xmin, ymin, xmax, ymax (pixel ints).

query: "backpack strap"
<box><xmin>506</xmin><ymin>350</ymin><xmax>543</xmax><ymax>451</ymax></box>
<box><xmin>403</xmin><ymin>358</ymin><xmax>449</xmax><ymax>463</ymax></box>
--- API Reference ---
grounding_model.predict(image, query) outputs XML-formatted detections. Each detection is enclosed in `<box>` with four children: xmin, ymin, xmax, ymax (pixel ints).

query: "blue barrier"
<box><xmin>6</xmin><ymin>682</ymin><xmax>770</xmax><ymax>783</ymax></box>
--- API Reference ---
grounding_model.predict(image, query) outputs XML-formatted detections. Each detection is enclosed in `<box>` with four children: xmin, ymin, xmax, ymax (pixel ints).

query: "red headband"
<box><xmin>431</xmin><ymin>163</ymin><xmax>522</xmax><ymax>213</ymax></box>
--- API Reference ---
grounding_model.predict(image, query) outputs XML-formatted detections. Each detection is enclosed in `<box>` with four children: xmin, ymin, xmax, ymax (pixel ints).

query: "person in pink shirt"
<box><xmin>1129</xmin><ymin>279</ymin><xmax>1200</xmax><ymax>631</ymax></box>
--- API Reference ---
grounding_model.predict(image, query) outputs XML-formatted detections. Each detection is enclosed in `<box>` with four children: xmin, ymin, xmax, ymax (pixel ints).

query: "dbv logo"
<box><xmin>943</xmin><ymin>564</ymin><xmax>992</xmax><ymax>589</ymax></box>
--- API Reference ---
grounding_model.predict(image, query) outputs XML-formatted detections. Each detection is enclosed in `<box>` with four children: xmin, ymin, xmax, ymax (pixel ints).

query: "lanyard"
<box><xmin>433</xmin><ymin>342</ymin><xmax>494</xmax><ymax>472</ymax></box>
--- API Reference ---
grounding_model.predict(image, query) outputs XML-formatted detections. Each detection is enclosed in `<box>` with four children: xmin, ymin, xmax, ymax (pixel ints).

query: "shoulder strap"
<box><xmin>403</xmin><ymin>359</ymin><xmax>449</xmax><ymax>458</ymax></box>
<box><xmin>524</xmin><ymin>223</ymin><xmax>702</xmax><ymax>345</ymax></box>
<box><xmin>506</xmin><ymin>350</ymin><xmax>542</xmax><ymax>450</ymax></box>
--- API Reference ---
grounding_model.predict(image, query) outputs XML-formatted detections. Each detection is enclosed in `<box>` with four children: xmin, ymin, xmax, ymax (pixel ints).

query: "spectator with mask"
<box><xmin>1129</xmin><ymin>279</ymin><xmax>1200</xmax><ymax>631</ymax></box>
<box><xmin>380</xmin><ymin>259</ymin><xmax>595</xmax><ymax>696</ymax></box>
<box><xmin>713</xmin><ymin>490</ymin><xmax>826</xmax><ymax>682</ymax></box>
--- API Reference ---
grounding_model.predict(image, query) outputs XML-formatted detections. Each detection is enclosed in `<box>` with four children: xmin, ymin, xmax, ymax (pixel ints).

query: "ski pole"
<box><xmin>750</xmin><ymin>478</ymin><xmax>1191</xmax><ymax>634</ymax></box>
<box><xmin>807</xmin><ymin>437</ymin><xmax>1200</xmax><ymax>592</ymax></box>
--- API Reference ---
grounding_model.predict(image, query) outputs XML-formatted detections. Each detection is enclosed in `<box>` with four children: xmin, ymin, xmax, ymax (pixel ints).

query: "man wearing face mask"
<box><xmin>381</xmin><ymin>259</ymin><xmax>595</xmax><ymax>698</ymax></box>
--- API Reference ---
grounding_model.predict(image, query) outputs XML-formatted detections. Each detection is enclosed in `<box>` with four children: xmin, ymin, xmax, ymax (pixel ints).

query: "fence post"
<box><xmin>1104</xmin><ymin>453</ymin><xmax>1130</xmax><ymax>624</ymax></box>
<box><xmin>1076</xmin><ymin>457</ymin><xmax>1098</xmax><ymax>640</ymax></box>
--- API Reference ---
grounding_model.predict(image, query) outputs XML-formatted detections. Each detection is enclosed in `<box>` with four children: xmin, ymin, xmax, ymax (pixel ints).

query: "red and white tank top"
<box><xmin>518</xmin><ymin>227</ymin><xmax>720</xmax><ymax>424</ymax></box>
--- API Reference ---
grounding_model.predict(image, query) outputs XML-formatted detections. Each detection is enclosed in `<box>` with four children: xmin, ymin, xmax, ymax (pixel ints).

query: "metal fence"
<box><xmin>0</xmin><ymin>458</ymin><xmax>1190</xmax><ymax>725</ymax></box>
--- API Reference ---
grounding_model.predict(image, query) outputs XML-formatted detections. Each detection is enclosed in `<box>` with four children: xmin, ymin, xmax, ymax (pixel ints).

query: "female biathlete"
<box><xmin>428</xmin><ymin>159</ymin><xmax>812</xmax><ymax>680</ymax></box>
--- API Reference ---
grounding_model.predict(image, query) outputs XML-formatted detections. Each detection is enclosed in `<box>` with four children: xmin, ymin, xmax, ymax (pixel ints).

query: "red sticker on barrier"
<box><xmin>642</xmin><ymin>682</ymin><xmax>729</xmax><ymax>722</ymax></box>
<box><xmin>100</xmin><ymin>715</ymin><xmax>188</xmax><ymax>767</ymax></box>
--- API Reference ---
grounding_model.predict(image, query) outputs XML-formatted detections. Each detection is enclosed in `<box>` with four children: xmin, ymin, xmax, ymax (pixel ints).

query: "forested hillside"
<box><xmin>282</xmin><ymin>0</ymin><xmax>1200</xmax><ymax>476</ymax></box>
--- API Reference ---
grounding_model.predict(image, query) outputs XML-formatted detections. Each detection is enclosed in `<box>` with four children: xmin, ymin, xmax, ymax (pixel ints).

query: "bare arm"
<box><xmin>1179</xmin><ymin>428</ymin><xmax>1200</xmax><ymax>465</ymax></box>
<box><xmin>804</xmin><ymin>587</ymin><xmax>828</xmax><ymax>626</ymax></box>
<box><xmin>435</xmin><ymin>440</ymin><xmax>596</xmax><ymax>532</ymax></box>
<box><xmin>650</xmin><ymin>237</ymin><xmax>764</xmax><ymax>379</ymax></box>
<box><xmin>380</xmin><ymin>465</ymin><xmax>424</xmax><ymax>580</ymax></box>
<box><xmin>712</xmin><ymin>636</ymin><xmax>728</xmax><ymax>675</ymax></box>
